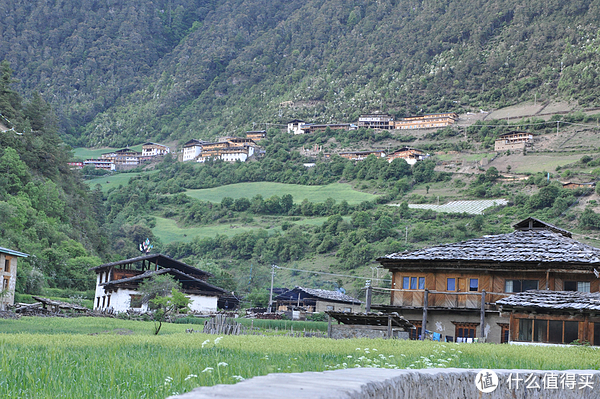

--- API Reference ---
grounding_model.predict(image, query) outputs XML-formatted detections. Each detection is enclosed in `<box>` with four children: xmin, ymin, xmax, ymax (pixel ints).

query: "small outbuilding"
<box><xmin>275</xmin><ymin>287</ymin><xmax>362</xmax><ymax>314</ymax></box>
<box><xmin>497</xmin><ymin>290</ymin><xmax>600</xmax><ymax>346</ymax></box>
<box><xmin>0</xmin><ymin>246</ymin><xmax>29</xmax><ymax>309</ymax></box>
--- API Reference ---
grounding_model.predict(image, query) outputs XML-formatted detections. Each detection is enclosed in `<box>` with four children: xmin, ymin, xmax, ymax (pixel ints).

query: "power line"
<box><xmin>274</xmin><ymin>265</ymin><xmax>391</xmax><ymax>282</ymax></box>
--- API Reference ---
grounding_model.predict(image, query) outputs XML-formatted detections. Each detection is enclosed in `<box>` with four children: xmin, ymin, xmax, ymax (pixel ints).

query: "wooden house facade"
<box><xmin>90</xmin><ymin>254</ymin><xmax>226</xmax><ymax>314</ymax></box>
<box><xmin>0</xmin><ymin>247</ymin><xmax>29</xmax><ymax>309</ymax></box>
<box><xmin>375</xmin><ymin>218</ymin><xmax>600</xmax><ymax>344</ymax></box>
<box><xmin>393</xmin><ymin>113</ymin><xmax>458</xmax><ymax>130</ymax></box>
<box><xmin>494</xmin><ymin>131</ymin><xmax>534</xmax><ymax>152</ymax></box>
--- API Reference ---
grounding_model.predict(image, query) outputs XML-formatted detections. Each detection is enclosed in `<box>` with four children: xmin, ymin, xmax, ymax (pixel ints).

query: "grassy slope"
<box><xmin>185</xmin><ymin>182</ymin><xmax>378</xmax><ymax>204</ymax></box>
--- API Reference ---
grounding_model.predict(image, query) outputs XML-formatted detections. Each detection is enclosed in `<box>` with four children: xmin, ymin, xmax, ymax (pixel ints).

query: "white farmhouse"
<box><xmin>90</xmin><ymin>254</ymin><xmax>225</xmax><ymax>314</ymax></box>
<box><xmin>181</xmin><ymin>139</ymin><xmax>205</xmax><ymax>161</ymax></box>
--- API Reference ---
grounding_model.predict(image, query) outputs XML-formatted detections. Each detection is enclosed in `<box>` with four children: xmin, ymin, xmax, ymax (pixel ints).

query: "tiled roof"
<box><xmin>497</xmin><ymin>290</ymin><xmax>600</xmax><ymax>312</ymax></box>
<box><xmin>378</xmin><ymin>230</ymin><xmax>600</xmax><ymax>265</ymax></box>
<box><xmin>103</xmin><ymin>268</ymin><xmax>225</xmax><ymax>294</ymax></box>
<box><xmin>283</xmin><ymin>287</ymin><xmax>362</xmax><ymax>304</ymax></box>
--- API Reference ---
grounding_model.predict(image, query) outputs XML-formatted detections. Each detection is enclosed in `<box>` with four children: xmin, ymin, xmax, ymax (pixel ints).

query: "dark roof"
<box><xmin>276</xmin><ymin>287</ymin><xmax>362</xmax><ymax>304</ymax></box>
<box><xmin>378</xmin><ymin>230</ymin><xmax>600</xmax><ymax>267</ymax></box>
<box><xmin>497</xmin><ymin>290</ymin><xmax>600</xmax><ymax>313</ymax></box>
<box><xmin>513</xmin><ymin>217</ymin><xmax>571</xmax><ymax>238</ymax></box>
<box><xmin>0</xmin><ymin>246</ymin><xmax>29</xmax><ymax>257</ymax></box>
<box><xmin>326</xmin><ymin>311</ymin><xmax>413</xmax><ymax>330</ymax></box>
<box><xmin>102</xmin><ymin>268</ymin><xmax>225</xmax><ymax>295</ymax></box>
<box><xmin>90</xmin><ymin>254</ymin><xmax>212</xmax><ymax>278</ymax></box>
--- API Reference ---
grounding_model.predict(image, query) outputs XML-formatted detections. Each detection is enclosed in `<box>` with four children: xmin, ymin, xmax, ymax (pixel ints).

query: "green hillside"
<box><xmin>4</xmin><ymin>0</ymin><xmax>600</xmax><ymax>146</ymax></box>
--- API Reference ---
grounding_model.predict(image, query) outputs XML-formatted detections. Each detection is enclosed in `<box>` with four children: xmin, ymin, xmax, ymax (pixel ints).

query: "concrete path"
<box><xmin>170</xmin><ymin>368</ymin><xmax>600</xmax><ymax>399</ymax></box>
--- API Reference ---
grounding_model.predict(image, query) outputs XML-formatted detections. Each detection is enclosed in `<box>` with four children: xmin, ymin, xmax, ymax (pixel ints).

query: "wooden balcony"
<box><xmin>391</xmin><ymin>289</ymin><xmax>509</xmax><ymax>310</ymax></box>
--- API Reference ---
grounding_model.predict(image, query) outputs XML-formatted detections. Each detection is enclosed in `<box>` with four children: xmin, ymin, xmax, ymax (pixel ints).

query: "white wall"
<box><xmin>189</xmin><ymin>294</ymin><xmax>218</xmax><ymax>313</ymax></box>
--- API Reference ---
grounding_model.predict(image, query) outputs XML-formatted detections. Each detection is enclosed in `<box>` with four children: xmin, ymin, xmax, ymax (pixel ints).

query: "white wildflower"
<box><xmin>201</xmin><ymin>340</ymin><xmax>210</xmax><ymax>348</ymax></box>
<box><xmin>214</xmin><ymin>337</ymin><xmax>223</xmax><ymax>345</ymax></box>
<box><xmin>202</xmin><ymin>367</ymin><xmax>214</xmax><ymax>373</ymax></box>
<box><xmin>184</xmin><ymin>374</ymin><xmax>198</xmax><ymax>381</ymax></box>
<box><xmin>217</xmin><ymin>362</ymin><xmax>228</xmax><ymax>367</ymax></box>
<box><xmin>232</xmin><ymin>375</ymin><xmax>245</xmax><ymax>382</ymax></box>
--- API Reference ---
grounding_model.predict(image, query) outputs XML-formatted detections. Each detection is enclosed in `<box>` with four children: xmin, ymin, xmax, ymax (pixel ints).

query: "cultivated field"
<box><xmin>1</xmin><ymin>317</ymin><xmax>599</xmax><ymax>398</ymax></box>
<box><xmin>85</xmin><ymin>171</ymin><xmax>158</xmax><ymax>192</ymax></box>
<box><xmin>185</xmin><ymin>182</ymin><xmax>378</xmax><ymax>204</ymax></box>
<box><xmin>73</xmin><ymin>145</ymin><xmax>144</xmax><ymax>160</ymax></box>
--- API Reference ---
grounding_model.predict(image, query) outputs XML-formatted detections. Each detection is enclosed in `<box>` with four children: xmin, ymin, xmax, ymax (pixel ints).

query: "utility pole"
<box><xmin>557</xmin><ymin>121</ymin><xmax>560</xmax><ymax>136</ymax></box>
<box><xmin>268</xmin><ymin>264</ymin><xmax>277</xmax><ymax>313</ymax></box>
<box><xmin>405</xmin><ymin>226</ymin><xmax>409</xmax><ymax>244</ymax></box>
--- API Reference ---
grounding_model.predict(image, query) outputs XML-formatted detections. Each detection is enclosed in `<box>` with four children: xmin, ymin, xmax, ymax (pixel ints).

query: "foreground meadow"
<box><xmin>1</xmin><ymin>317</ymin><xmax>600</xmax><ymax>398</ymax></box>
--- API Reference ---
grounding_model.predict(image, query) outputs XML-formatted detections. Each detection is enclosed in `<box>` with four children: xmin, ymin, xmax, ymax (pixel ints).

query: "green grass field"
<box><xmin>153</xmin><ymin>216</ymin><xmax>268</xmax><ymax>244</ymax></box>
<box><xmin>1</xmin><ymin>317</ymin><xmax>600</xmax><ymax>398</ymax></box>
<box><xmin>85</xmin><ymin>171</ymin><xmax>156</xmax><ymax>192</ymax></box>
<box><xmin>185</xmin><ymin>182</ymin><xmax>378</xmax><ymax>204</ymax></box>
<box><xmin>152</xmin><ymin>216</ymin><xmax>350</xmax><ymax>244</ymax></box>
<box><xmin>73</xmin><ymin>145</ymin><xmax>144</xmax><ymax>160</ymax></box>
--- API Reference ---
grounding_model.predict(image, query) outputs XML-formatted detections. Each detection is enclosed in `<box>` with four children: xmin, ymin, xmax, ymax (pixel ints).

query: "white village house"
<box><xmin>90</xmin><ymin>254</ymin><xmax>225</xmax><ymax>313</ymax></box>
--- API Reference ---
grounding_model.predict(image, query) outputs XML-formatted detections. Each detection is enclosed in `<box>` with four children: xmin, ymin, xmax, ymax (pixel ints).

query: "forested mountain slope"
<box><xmin>2</xmin><ymin>0</ymin><xmax>600</xmax><ymax>146</ymax></box>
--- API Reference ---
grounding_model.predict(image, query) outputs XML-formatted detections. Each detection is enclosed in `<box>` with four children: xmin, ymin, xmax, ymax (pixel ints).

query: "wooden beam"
<box><xmin>420</xmin><ymin>289</ymin><xmax>428</xmax><ymax>340</ymax></box>
<box><xmin>480</xmin><ymin>290</ymin><xmax>486</xmax><ymax>341</ymax></box>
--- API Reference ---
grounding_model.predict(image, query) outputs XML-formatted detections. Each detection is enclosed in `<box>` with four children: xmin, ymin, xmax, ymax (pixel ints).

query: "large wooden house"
<box><xmin>375</xmin><ymin>218</ymin><xmax>600</xmax><ymax>344</ymax></box>
<box><xmin>90</xmin><ymin>254</ymin><xmax>226</xmax><ymax>314</ymax></box>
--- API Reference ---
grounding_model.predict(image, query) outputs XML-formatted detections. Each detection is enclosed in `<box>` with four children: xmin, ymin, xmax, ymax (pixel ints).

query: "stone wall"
<box><xmin>170</xmin><ymin>368</ymin><xmax>600</xmax><ymax>399</ymax></box>
<box><xmin>330</xmin><ymin>324</ymin><xmax>409</xmax><ymax>340</ymax></box>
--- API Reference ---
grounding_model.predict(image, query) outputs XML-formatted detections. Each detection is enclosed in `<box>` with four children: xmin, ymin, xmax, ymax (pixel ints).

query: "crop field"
<box><xmin>399</xmin><ymin>199</ymin><xmax>509</xmax><ymax>215</ymax></box>
<box><xmin>2</xmin><ymin>317</ymin><xmax>600</xmax><ymax>398</ymax></box>
<box><xmin>185</xmin><ymin>182</ymin><xmax>378</xmax><ymax>204</ymax></box>
<box><xmin>72</xmin><ymin>145</ymin><xmax>144</xmax><ymax>160</ymax></box>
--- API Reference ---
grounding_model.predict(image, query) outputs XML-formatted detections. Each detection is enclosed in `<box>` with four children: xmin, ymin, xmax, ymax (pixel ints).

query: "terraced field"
<box><xmin>391</xmin><ymin>199</ymin><xmax>509</xmax><ymax>215</ymax></box>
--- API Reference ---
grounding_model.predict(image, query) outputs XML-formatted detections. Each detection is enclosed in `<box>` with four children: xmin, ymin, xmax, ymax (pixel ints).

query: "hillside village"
<box><xmin>74</xmin><ymin>113</ymin><xmax>458</xmax><ymax>171</ymax></box>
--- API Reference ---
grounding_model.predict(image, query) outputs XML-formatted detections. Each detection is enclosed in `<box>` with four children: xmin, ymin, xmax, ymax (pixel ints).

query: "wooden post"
<box><xmin>365</xmin><ymin>285</ymin><xmax>372</xmax><ymax>313</ymax></box>
<box><xmin>327</xmin><ymin>314</ymin><xmax>332</xmax><ymax>339</ymax></box>
<box><xmin>420</xmin><ymin>289</ymin><xmax>428</xmax><ymax>340</ymax></box>
<box><xmin>480</xmin><ymin>290</ymin><xmax>486</xmax><ymax>341</ymax></box>
<box><xmin>387</xmin><ymin>314</ymin><xmax>392</xmax><ymax>339</ymax></box>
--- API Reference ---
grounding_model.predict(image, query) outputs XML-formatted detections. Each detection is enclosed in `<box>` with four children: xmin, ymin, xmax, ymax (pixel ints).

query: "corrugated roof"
<box><xmin>0</xmin><ymin>246</ymin><xmax>29</xmax><ymax>257</ymax></box>
<box><xmin>497</xmin><ymin>290</ymin><xmax>600</xmax><ymax>312</ymax></box>
<box><xmin>378</xmin><ymin>230</ymin><xmax>600</xmax><ymax>266</ymax></box>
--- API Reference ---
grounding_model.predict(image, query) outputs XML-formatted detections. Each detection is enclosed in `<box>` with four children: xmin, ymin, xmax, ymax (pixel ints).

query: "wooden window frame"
<box><xmin>453</xmin><ymin>322</ymin><xmax>478</xmax><ymax>340</ymax></box>
<box><xmin>516</xmin><ymin>318</ymin><xmax>580</xmax><ymax>344</ymax></box>
<box><xmin>402</xmin><ymin>276</ymin><xmax>425</xmax><ymax>290</ymax></box>
<box><xmin>4</xmin><ymin>258</ymin><xmax>9</xmax><ymax>273</ymax></box>
<box><xmin>408</xmin><ymin>321</ymin><xmax>422</xmax><ymax>340</ymax></box>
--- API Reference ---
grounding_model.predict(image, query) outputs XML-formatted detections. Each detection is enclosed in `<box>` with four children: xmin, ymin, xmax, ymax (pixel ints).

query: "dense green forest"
<box><xmin>3</xmin><ymin>0</ymin><xmax>600</xmax><ymax>146</ymax></box>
